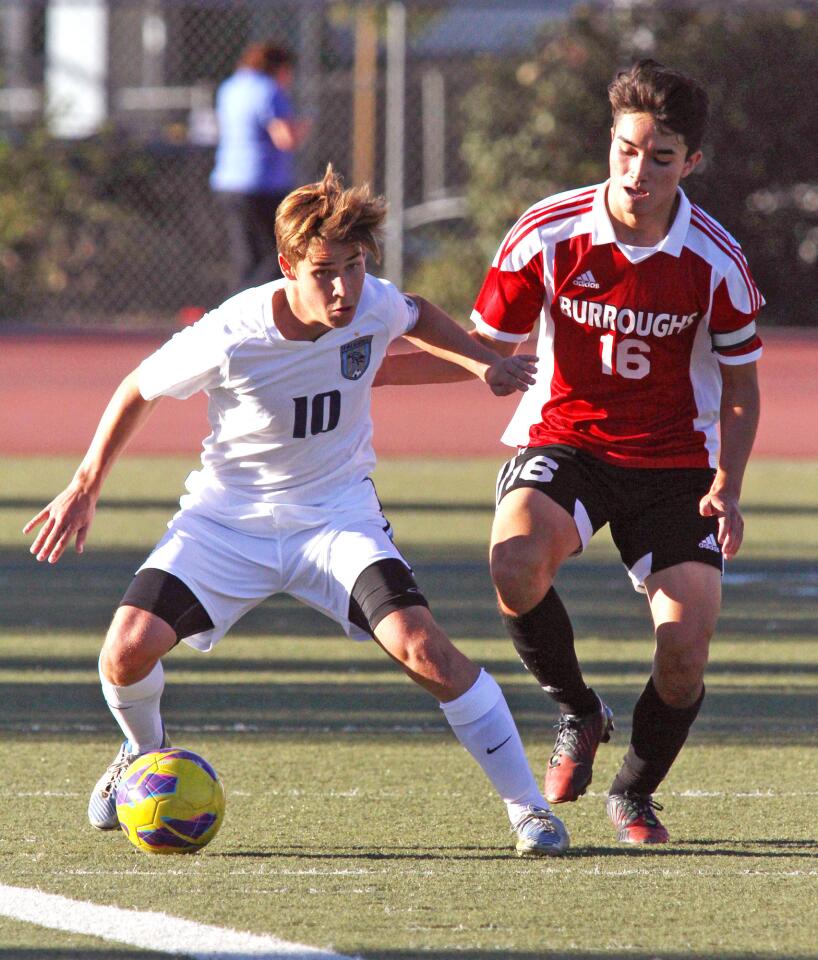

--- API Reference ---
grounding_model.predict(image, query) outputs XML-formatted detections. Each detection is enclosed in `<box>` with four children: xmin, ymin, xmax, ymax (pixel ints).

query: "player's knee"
<box><xmin>100</xmin><ymin>639</ymin><xmax>148</xmax><ymax>687</ymax></box>
<box><xmin>380</xmin><ymin>606</ymin><xmax>444</xmax><ymax>663</ymax></box>
<box><xmin>100</xmin><ymin>607</ymin><xmax>170</xmax><ymax>686</ymax></box>
<box><xmin>654</xmin><ymin>669</ymin><xmax>706</xmax><ymax>708</ymax></box>
<box><xmin>490</xmin><ymin>540</ymin><xmax>551</xmax><ymax>613</ymax></box>
<box><xmin>654</xmin><ymin>626</ymin><xmax>710</xmax><ymax>706</ymax></box>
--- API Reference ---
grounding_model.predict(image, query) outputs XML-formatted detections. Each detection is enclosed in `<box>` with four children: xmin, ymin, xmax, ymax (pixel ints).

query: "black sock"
<box><xmin>502</xmin><ymin>587</ymin><xmax>598</xmax><ymax>716</ymax></box>
<box><xmin>610</xmin><ymin>677</ymin><xmax>705</xmax><ymax>796</ymax></box>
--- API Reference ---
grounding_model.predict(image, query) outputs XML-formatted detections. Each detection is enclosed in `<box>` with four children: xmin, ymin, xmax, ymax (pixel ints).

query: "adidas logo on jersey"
<box><xmin>698</xmin><ymin>533</ymin><xmax>720</xmax><ymax>553</ymax></box>
<box><xmin>574</xmin><ymin>270</ymin><xmax>600</xmax><ymax>289</ymax></box>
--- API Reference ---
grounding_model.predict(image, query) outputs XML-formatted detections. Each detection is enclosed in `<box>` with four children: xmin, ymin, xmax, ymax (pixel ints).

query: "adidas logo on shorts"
<box><xmin>698</xmin><ymin>533</ymin><xmax>720</xmax><ymax>553</ymax></box>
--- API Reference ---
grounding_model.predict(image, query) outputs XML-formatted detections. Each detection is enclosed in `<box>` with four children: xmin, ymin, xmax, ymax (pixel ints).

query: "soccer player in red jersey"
<box><xmin>378</xmin><ymin>60</ymin><xmax>762</xmax><ymax>843</ymax></box>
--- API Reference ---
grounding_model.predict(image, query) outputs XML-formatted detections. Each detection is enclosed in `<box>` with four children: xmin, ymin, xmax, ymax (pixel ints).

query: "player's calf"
<box><xmin>376</xmin><ymin>607</ymin><xmax>479</xmax><ymax>700</ymax></box>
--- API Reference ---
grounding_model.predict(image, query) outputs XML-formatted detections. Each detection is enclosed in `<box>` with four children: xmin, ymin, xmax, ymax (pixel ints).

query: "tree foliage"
<box><xmin>0</xmin><ymin>128</ymin><xmax>154</xmax><ymax>322</ymax></box>
<box><xmin>0</xmin><ymin>127</ymin><xmax>229</xmax><ymax>325</ymax></box>
<box><xmin>445</xmin><ymin>2</ymin><xmax>818</xmax><ymax>324</ymax></box>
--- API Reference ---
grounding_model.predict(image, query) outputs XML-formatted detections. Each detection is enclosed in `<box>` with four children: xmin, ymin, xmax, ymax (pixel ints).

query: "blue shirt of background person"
<box><xmin>210</xmin><ymin>63</ymin><xmax>295</xmax><ymax>194</ymax></box>
<box><xmin>209</xmin><ymin>42</ymin><xmax>310</xmax><ymax>295</ymax></box>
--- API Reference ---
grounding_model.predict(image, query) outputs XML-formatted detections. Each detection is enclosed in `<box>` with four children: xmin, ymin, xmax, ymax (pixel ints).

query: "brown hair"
<box><xmin>238</xmin><ymin>41</ymin><xmax>293</xmax><ymax>76</ymax></box>
<box><xmin>275</xmin><ymin>165</ymin><xmax>387</xmax><ymax>265</ymax></box>
<box><xmin>608</xmin><ymin>59</ymin><xmax>709</xmax><ymax>156</ymax></box>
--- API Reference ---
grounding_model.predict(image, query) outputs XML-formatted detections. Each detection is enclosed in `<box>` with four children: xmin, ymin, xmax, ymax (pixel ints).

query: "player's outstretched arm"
<box><xmin>23</xmin><ymin>369</ymin><xmax>160</xmax><ymax>564</ymax></box>
<box><xmin>378</xmin><ymin>295</ymin><xmax>536</xmax><ymax>396</ymax></box>
<box><xmin>699</xmin><ymin>361</ymin><xmax>760</xmax><ymax>560</ymax></box>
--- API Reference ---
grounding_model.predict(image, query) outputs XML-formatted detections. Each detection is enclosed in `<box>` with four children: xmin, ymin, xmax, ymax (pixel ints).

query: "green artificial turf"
<box><xmin>1</xmin><ymin>457</ymin><xmax>816</xmax><ymax>959</ymax></box>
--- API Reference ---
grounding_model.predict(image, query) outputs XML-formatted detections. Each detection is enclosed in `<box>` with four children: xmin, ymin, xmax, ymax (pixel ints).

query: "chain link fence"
<box><xmin>1</xmin><ymin>0</ymin><xmax>816</xmax><ymax>327</ymax></box>
<box><xmin>0</xmin><ymin>0</ymin><xmax>499</xmax><ymax>326</ymax></box>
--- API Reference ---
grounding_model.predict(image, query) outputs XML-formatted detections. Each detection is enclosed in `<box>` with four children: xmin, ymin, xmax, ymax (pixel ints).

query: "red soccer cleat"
<box><xmin>606</xmin><ymin>791</ymin><xmax>670</xmax><ymax>844</ymax></box>
<box><xmin>544</xmin><ymin>697</ymin><xmax>614</xmax><ymax>803</ymax></box>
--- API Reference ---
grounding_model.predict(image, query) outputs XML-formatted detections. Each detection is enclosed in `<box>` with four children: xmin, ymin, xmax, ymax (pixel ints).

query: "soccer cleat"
<box><xmin>606</xmin><ymin>791</ymin><xmax>670</xmax><ymax>844</ymax></box>
<box><xmin>513</xmin><ymin>804</ymin><xmax>570</xmax><ymax>857</ymax></box>
<box><xmin>544</xmin><ymin>696</ymin><xmax>614</xmax><ymax>803</ymax></box>
<box><xmin>87</xmin><ymin>730</ymin><xmax>170</xmax><ymax>831</ymax></box>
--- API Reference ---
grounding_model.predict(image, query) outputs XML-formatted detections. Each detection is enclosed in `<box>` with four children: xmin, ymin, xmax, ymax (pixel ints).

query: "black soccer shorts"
<box><xmin>496</xmin><ymin>444</ymin><xmax>723</xmax><ymax>592</ymax></box>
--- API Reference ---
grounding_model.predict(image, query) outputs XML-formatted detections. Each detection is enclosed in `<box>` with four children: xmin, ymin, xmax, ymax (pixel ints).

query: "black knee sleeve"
<box><xmin>348</xmin><ymin>559</ymin><xmax>429</xmax><ymax>637</ymax></box>
<box><xmin>120</xmin><ymin>568</ymin><xmax>214</xmax><ymax>641</ymax></box>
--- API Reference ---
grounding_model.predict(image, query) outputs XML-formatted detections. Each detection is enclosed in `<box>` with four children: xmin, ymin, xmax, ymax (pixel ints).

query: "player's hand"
<box><xmin>23</xmin><ymin>485</ymin><xmax>97</xmax><ymax>564</ymax></box>
<box><xmin>699</xmin><ymin>488</ymin><xmax>744</xmax><ymax>560</ymax></box>
<box><xmin>483</xmin><ymin>354</ymin><xmax>538</xmax><ymax>396</ymax></box>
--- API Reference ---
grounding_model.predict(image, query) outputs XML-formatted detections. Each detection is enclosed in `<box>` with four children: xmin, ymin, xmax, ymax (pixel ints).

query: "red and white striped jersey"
<box><xmin>472</xmin><ymin>182</ymin><xmax>763</xmax><ymax>468</ymax></box>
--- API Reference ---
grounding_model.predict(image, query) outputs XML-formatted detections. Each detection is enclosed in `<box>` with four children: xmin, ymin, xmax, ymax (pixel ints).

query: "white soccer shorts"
<box><xmin>137</xmin><ymin>487</ymin><xmax>406</xmax><ymax>651</ymax></box>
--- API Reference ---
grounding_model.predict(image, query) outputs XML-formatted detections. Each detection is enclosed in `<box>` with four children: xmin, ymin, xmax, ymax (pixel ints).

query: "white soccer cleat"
<box><xmin>87</xmin><ymin>729</ymin><xmax>170</xmax><ymax>831</ymax></box>
<box><xmin>88</xmin><ymin>740</ymin><xmax>140</xmax><ymax>830</ymax></box>
<box><xmin>513</xmin><ymin>804</ymin><xmax>570</xmax><ymax>857</ymax></box>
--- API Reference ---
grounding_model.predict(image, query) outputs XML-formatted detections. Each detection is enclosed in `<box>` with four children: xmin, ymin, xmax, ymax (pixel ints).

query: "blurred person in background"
<box><xmin>210</xmin><ymin>41</ymin><xmax>310</xmax><ymax>295</ymax></box>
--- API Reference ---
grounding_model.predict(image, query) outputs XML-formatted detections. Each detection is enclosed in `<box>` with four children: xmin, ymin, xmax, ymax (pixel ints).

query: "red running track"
<box><xmin>1</xmin><ymin>328</ymin><xmax>815</xmax><ymax>458</ymax></box>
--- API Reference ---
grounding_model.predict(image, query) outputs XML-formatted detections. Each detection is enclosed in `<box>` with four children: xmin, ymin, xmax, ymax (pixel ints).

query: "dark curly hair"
<box><xmin>608</xmin><ymin>59</ymin><xmax>709</xmax><ymax>156</ymax></box>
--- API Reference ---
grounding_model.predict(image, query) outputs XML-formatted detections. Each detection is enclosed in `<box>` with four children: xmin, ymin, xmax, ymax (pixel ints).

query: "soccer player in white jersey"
<box><xmin>24</xmin><ymin>166</ymin><xmax>570</xmax><ymax>857</ymax></box>
<box><xmin>377</xmin><ymin>61</ymin><xmax>762</xmax><ymax>843</ymax></box>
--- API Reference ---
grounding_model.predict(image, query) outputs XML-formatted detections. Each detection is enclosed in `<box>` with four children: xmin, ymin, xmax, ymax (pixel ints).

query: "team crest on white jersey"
<box><xmin>340</xmin><ymin>336</ymin><xmax>373</xmax><ymax>380</ymax></box>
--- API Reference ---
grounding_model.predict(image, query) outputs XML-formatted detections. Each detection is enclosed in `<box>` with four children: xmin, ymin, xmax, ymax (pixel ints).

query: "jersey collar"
<box><xmin>591</xmin><ymin>181</ymin><xmax>691</xmax><ymax>258</ymax></box>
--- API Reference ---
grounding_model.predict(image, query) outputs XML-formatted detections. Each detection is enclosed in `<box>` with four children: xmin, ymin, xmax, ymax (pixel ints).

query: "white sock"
<box><xmin>440</xmin><ymin>669</ymin><xmax>548</xmax><ymax>826</ymax></box>
<box><xmin>99</xmin><ymin>657</ymin><xmax>165</xmax><ymax>754</ymax></box>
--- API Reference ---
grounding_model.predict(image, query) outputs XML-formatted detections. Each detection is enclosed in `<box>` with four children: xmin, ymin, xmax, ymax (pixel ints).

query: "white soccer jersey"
<box><xmin>138</xmin><ymin>274</ymin><xmax>417</xmax><ymax>527</ymax></box>
<box><xmin>472</xmin><ymin>182</ymin><xmax>764</xmax><ymax>469</ymax></box>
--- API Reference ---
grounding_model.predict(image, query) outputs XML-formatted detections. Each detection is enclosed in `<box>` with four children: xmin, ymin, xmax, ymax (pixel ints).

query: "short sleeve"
<box><xmin>137</xmin><ymin>310</ymin><xmax>234</xmax><ymax>400</ymax></box>
<box><xmin>471</xmin><ymin>255</ymin><xmax>545</xmax><ymax>342</ymax></box>
<box><xmin>400</xmin><ymin>294</ymin><xmax>419</xmax><ymax>333</ymax></box>
<box><xmin>709</xmin><ymin>258</ymin><xmax>764</xmax><ymax>366</ymax></box>
<box><xmin>366</xmin><ymin>277</ymin><xmax>418</xmax><ymax>340</ymax></box>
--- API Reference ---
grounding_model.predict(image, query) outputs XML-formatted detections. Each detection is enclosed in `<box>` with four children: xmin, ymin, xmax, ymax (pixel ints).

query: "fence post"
<box><xmin>384</xmin><ymin>1</ymin><xmax>405</xmax><ymax>287</ymax></box>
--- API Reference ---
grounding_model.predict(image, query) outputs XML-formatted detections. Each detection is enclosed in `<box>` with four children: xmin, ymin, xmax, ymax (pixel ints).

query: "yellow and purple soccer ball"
<box><xmin>115</xmin><ymin>748</ymin><xmax>225</xmax><ymax>854</ymax></box>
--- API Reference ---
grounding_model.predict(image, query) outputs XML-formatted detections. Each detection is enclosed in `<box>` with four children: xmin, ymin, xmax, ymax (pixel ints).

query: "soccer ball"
<box><xmin>115</xmin><ymin>748</ymin><xmax>225</xmax><ymax>854</ymax></box>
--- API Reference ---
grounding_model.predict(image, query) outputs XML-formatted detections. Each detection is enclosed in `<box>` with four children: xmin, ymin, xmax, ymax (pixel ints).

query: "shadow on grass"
<box><xmin>2</xmin><ymin>547</ymin><xmax>817</xmax><ymax>641</ymax></box>
<box><xmin>220</xmin><ymin>835</ymin><xmax>817</xmax><ymax>863</ymax></box>
<box><xmin>2</xmin><ymin>545</ymin><xmax>816</xmax><ymax>745</ymax></box>
<box><xmin>224</xmin><ymin>844</ymin><xmax>516</xmax><ymax>863</ymax></box>
<box><xmin>1</xmin><ymin>675</ymin><xmax>816</xmax><ymax>745</ymax></box>
<box><xmin>2</xmin><ymin>654</ymin><xmax>817</xmax><ymax>679</ymax></box>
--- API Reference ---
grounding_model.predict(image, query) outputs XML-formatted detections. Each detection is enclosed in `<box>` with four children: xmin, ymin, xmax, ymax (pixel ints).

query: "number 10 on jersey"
<box><xmin>292</xmin><ymin>391</ymin><xmax>342</xmax><ymax>438</ymax></box>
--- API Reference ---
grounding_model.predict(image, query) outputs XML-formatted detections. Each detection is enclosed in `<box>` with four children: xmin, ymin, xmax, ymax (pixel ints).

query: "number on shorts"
<box><xmin>292</xmin><ymin>390</ymin><xmax>341</xmax><ymax>438</ymax></box>
<box><xmin>497</xmin><ymin>453</ymin><xmax>560</xmax><ymax>500</ymax></box>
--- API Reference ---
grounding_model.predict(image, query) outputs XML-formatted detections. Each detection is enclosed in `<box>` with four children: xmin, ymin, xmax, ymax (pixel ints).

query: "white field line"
<box><xmin>0</xmin><ymin>884</ymin><xmax>359</xmax><ymax>960</ymax></box>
